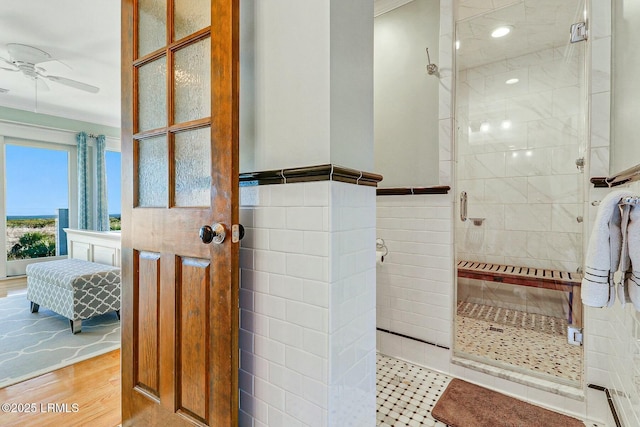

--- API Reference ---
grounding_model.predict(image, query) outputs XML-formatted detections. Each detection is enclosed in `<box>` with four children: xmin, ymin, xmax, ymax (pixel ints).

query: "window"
<box><xmin>106</xmin><ymin>150</ymin><xmax>121</xmax><ymax>230</ymax></box>
<box><xmin>5</xmin><ymin>143</ymin><xmax>70</xmax><ymax>265</ymax></box>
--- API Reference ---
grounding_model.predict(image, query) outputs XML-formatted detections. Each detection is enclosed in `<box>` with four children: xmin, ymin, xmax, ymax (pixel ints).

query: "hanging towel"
<box><xmin>626</xmin><ymin>201</ymin><xmax>640</xmax><ymax>310</ymax></box>
<box><xmin>581</xmin><ymin>190</ymin><xmax>634</xmax><ymax>307</ymax></box>
<box><xmin>618</xmin><ymin>203</ymin><xmax>633</xmax><ymax>305</ymax></box>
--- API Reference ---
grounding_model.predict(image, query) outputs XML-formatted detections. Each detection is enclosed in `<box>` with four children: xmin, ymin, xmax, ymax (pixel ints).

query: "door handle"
<box><xmin>231</xmin><ymin>224</ymin><xmax>245</xmax><ymax>243</ymax></box>
<box><xmin>460</xmin><ymin>191</ymin><xmax>468</xmax><ymax>222</ymax></box>
<box><xmin>199</xmin><ymin>223</ymin><xmax>226</xmax><ymax>244</ymax></box>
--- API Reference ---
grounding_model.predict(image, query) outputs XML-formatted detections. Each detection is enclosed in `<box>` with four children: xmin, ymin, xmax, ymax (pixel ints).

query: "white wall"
<box><xmin>240</xmin><ymin>0</ymin><xmax>374</xmax><ymax>173</ymax></box>
<box><xmin>237</xmin><ymin>1</ymin><xmax>377</xmax><ymax>425</ymax></box>
<box><xmin>239</xmin><ymin>182</ymin><xmax>377</xmax><ymax>427</ymax></box>
<box><xmin>330</xmin><ymin>0</ymin><xmax>374</xmax><ymax>171</ymax></box>
<box><xmin>374</xmin><ymin>0</ymin><xmax>440</xmax><ymax>188</ymax></box>
<box><xmin>376</xmin><ymin>194</ymin><xmax>452</xmax><ymax>347</ymax></box>
<box><xmin>611</xmin><ymin>0</ymin><xmax>640</xmax><ymax>173</ymax></box>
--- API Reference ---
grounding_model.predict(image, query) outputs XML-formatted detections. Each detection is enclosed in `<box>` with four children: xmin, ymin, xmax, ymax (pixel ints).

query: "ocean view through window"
<box><xmin>5</xmin><ymin>145</ymin><xmax>122</xmax><ymax>262</ymax></box>
<box><xmin>6</xmin><ymin>144</ymin><xmax>69</xmax><ymax>260</ymax></box>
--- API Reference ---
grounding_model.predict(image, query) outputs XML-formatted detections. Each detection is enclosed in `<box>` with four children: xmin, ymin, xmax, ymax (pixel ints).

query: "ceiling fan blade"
<box><xmin>0</xmin><ymin>56</ymin><xmax>18</xmax><ymax>71</ymax></box>
<box><xmin>43</xmin><ymin>75</ymin><xmax>100</xmax><ymax>93</ymax></box>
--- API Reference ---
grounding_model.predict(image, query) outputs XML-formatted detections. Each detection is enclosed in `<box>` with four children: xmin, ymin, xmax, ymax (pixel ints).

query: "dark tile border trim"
<box><xmin>587</xmin><ymin>384</ymin><xmax>622</xmax><ymax>427</ymax></box>
<box><xmin>591</xmin><ymin>177</ymin><xmax>617</xmax><ymax>188</ymax></box>
<box><xmin>376</xmin><ymin>186</ymin><xmax>451</xmax><ymax>196</ymax></box>
<box><xmin>239</xmin><ymin>164</ymin><xmax>383</xmax><ymax>187</ymax></box>
<box><xmin>591</xmin><ymin>162</ymin><xmax>640</xmax><ymax>188</ymax></box>
<box><xmin>377</xmin><ymin>328</ymin><xmax>450</xmax><ymax>350</ymax></box>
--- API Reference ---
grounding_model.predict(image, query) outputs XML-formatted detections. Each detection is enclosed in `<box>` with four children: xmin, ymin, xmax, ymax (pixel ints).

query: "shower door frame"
<box><xmin>452</xmin><ymin>0</ymin><xmax>590</xmax><ymax>388</ymax></box>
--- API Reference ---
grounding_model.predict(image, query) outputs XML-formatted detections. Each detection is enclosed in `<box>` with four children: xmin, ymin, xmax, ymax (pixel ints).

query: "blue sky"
<box><xmin>5</xmin><ymin>145</ymin><xmax>121</xmax><ymax>217</ymax></box>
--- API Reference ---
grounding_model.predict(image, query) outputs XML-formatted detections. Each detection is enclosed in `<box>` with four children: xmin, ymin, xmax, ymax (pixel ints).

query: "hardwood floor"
<box><xmin>0</xmin><ymin>350</ymin><xmax>121</xmax><ymax>427</ymax></box>
<box><xmin>0</xmin><ymin>276</ymin><xmax>27</xmax><ymax>298</ymax></box>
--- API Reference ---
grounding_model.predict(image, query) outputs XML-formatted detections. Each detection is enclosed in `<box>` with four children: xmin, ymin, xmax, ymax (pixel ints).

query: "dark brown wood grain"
<box><xmin>457</xmin><ymin>260</ymin><xmax>583</xmax><ymax>327</ymax></box>
<box><xmin>122</xmin><ymin>1</ymin><xmax>239</xmax><ymax>425</ymax></box>
<box><xmin>135</xmin><ymin>251</ymin><xmax>160</xmax><ymax>397</ymax></box>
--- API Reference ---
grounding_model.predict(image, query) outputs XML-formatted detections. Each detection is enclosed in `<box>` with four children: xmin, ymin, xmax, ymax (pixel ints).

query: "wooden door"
<box><xmin>120</xmin><ymin>1</ymin><xmax>239</xmax><ymax>425</ymax></box>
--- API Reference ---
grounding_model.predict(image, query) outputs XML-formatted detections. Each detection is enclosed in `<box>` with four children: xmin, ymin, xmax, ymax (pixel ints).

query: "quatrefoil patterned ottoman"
<box><xmin>26</xmin><ymin>258</ymin><xmax>121</xmax><ymax>334</ymax></box>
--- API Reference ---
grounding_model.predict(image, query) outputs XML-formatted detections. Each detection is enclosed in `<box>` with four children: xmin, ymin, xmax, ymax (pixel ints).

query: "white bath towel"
<box><xmin>618</xmin><ymin>203</ymin><xmax>633</xmax><ymax>305</ymax></box>
<box><xmin>626</xmin><ymin>201</ymin><xmax>640</xmax><ymax>310</ymax></box>
<box><xmin>581</xmin><ymin>190</ymin><xmax>634</xmax><ymax>307</ymax></box>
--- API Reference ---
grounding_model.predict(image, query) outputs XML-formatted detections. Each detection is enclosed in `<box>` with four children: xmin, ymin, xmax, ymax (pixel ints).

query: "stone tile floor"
<box><xmin>376</xmin><ymin>354</ymin><xmax>603</xmax><ymax>427</ymax></box>
<box><xmin>376</xmin><ymin>354</ymin><xmax>449</xmax><ymax>427</ymax></box>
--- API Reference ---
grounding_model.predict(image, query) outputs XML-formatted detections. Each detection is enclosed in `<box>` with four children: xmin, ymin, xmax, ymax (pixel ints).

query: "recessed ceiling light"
<box><xmin>455</xmin><ymin>40</ymin><xmax>460</xmax><ymax>50</ymax></box>
<box><xmin>501</xmin><ymin>120</ymin><xmax>512</xmax><ymax>129</ymax></box>
<box><xmin>480</xmin><ymin>121</ymin><xmax>491</xmax><ymax>132</ymax></box>
<box><xmin>491</xmin><ymin>26</ymin><xmax>513</xmax><ymax>38</ymax></box>
<box><xmin>506</xmin><ymin>78</ymin><xmax>519</xmax><ymax>85</ymax></box>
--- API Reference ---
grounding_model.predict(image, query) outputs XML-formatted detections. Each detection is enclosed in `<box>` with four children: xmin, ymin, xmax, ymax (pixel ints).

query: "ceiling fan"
<box><xmin>0</xmin><ymin>43</ymin><xmax>99</xmax><ymax>93</ymax></box>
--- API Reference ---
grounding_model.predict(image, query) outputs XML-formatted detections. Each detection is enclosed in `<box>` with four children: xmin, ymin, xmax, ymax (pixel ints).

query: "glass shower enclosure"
<box><xmin>454</xmin><ymin>0</ymin><xmax>587</xmax><ymax>387</ymax></box>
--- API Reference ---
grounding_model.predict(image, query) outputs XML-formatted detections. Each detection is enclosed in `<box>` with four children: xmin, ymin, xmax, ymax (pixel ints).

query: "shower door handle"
<box><xmin>460</xmin><ymin>191</ymin><xmax>468</xmax><ymax>222</ymax></box>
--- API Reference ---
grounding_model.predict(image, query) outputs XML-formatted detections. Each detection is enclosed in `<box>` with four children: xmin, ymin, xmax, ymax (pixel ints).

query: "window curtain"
<box><xmin>96</xmin><ymin>135</ymin><xmax>110</xmax><ymax>231</ymax></box>
<box><xmin>76</xmin><ymin>132</ymin><xmax>89</xmax><ymax>229</ymax></box>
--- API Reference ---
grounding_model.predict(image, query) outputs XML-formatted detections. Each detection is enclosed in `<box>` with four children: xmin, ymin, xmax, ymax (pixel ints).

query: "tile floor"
<box><xmin>455</xmin><ymin>301</ymin><xmax>582</xmax><ymax>383</ymax></box>
<box><xmin>376</xmin><ymin>354</ymin><xmax>449</xmax><ymax>427</ymax></box>
<box><xmin>376</xmin><ymin>353</ymin><xmax>603</xmax><ymax>427</ymax></box>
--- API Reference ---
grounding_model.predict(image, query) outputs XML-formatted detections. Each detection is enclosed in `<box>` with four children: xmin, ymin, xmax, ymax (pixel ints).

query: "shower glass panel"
<box><xmin>454</xmin><ymin>0</ymin><xmax>587</xmax><ymax>387</ymax></box>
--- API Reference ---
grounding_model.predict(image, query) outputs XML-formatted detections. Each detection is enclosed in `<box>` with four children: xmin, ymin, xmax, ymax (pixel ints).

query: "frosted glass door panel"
<box><xmin>174</xmin><ymin>0</ymin><xmax>211</xmax><ymax>41</ymax></box>
<box><xmin>174</xmin><ymin>38</ymin><xmax>211</xmax><ymax>124</ymax></box>
<box><xmin>138</xmin><ymin>57</ymin><xmax>168</xmax><ymax>132</ymax></box>
<box><xmin>137</xmin><ymin>136</ymin><xmax>168</xmax><ymax>207</ymax></box>
<box><xmin>137</xmin><ymin>0</ymin><xmax>167</xmax><ymax>58</ymax></box>
<box><xmin>175</xmin><ymin>127</ymin><xmax>211</xmax><ymax>207</ymax></box>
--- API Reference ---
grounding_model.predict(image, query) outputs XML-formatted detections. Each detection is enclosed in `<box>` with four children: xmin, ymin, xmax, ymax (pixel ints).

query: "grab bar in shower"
<box><xmin>460</xmin><ymin>191</ymin><xmax>467</xmax><ymax>222</ymax></box>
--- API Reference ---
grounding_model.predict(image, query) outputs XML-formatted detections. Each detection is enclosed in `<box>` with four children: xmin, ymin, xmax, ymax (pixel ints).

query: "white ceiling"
<box><xmin>0</xmin><ymin>0</ymin><xmax>575</xmax><ymax>129</ymax></box>
<box><xmin>457</xmin><ymin>0</ymin><xmax>584</xmax><ymax>70</ymax></box>
<box><xmin>0</xmin><ymin>0</ymin><xmax>121</xmax><ymax>128</ymax></box>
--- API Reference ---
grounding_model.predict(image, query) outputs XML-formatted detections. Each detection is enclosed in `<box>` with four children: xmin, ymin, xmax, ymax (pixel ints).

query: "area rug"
<box><xmin>0</xmin><ymin>293</ymin><xmax>120</xmax><ymax>389</ymax></box>
<box><xmin>431</xmin><ymin>378</ymin><xmax>585</xmax><ymax>427</ymax></box>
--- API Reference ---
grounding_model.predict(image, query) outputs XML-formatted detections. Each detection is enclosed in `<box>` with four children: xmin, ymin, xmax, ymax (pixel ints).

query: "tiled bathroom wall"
<box><xmin>374</xmin><ymin>0</ymin><xmax>455</xmax><ymax>357</ymax></box>
<box><xmin>239</xmin><ymin>181</ymin><xmax>376</xmax><ymax>427</ymax></box>
<box><xmin>585</xmin><ymin>0</ymin><xmax>640</xmax><ymax>424</ymax></box>
<box><xmin>376</xmin><ymin>194</ymin><xmax>453</xmax><ymax>348</ymax></box>
<box><xmin>455</xmin><ymin>44</ymin><xmax>585</xmax><ymax>274</ymax></box>
<box><xmin>378</xmin><ymin>0</ymin><xmax>620</xmax><ymax>425</ymax></box>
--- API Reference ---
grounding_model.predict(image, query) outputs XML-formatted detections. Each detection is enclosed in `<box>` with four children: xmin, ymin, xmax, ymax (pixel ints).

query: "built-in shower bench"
<box><xmin>456</xmin><ymin>260</ymin><xmax>582</xmax><ymax>328</ymax></box>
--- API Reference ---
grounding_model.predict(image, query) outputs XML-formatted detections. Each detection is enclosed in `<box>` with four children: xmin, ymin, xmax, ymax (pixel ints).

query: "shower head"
<box><xmin>425</xmin><ymin>48</ymin><xmax>439</xmax><ymax>76</ymax></box>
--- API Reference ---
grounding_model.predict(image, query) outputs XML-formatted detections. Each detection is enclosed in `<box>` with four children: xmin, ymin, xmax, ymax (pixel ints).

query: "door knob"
<box><xmin>232</xmin><ymin>224</ymin><xmax>245</xmax><ymax>243</ymax></box>
<box><xmin>199</xmin><ymin>223</ymin><xmax>226</xmax><ymax>244</ymax></box>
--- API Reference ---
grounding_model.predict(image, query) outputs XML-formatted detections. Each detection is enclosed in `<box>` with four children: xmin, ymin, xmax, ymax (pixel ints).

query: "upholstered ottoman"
<box><xmin>26</xmin><ymin>258</ymin><xmax>121</xmax><ymax>334</ymax></box>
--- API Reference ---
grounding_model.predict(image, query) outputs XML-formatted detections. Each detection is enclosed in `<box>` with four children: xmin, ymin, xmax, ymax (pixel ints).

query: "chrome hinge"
<box><xmin>570</xmin><ymin>22</ymin><xmax>588</xmax><ymax>43</ymax></box>
<box><xmin>568</xmin><ymin>326</ymin><xmax>583</xmax><ymax>346</ymax></box>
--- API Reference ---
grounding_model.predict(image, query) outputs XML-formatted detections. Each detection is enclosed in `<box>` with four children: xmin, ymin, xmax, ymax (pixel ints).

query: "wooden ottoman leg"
<box><xmin>30</xmin><ymin>302</ymin><xmax>39</xmax><ymax>313</ymax></box>
<box><xmin>70</xmin><ymin>319</ymin><xmax>82</xmax><ymax>334</ymax></box>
